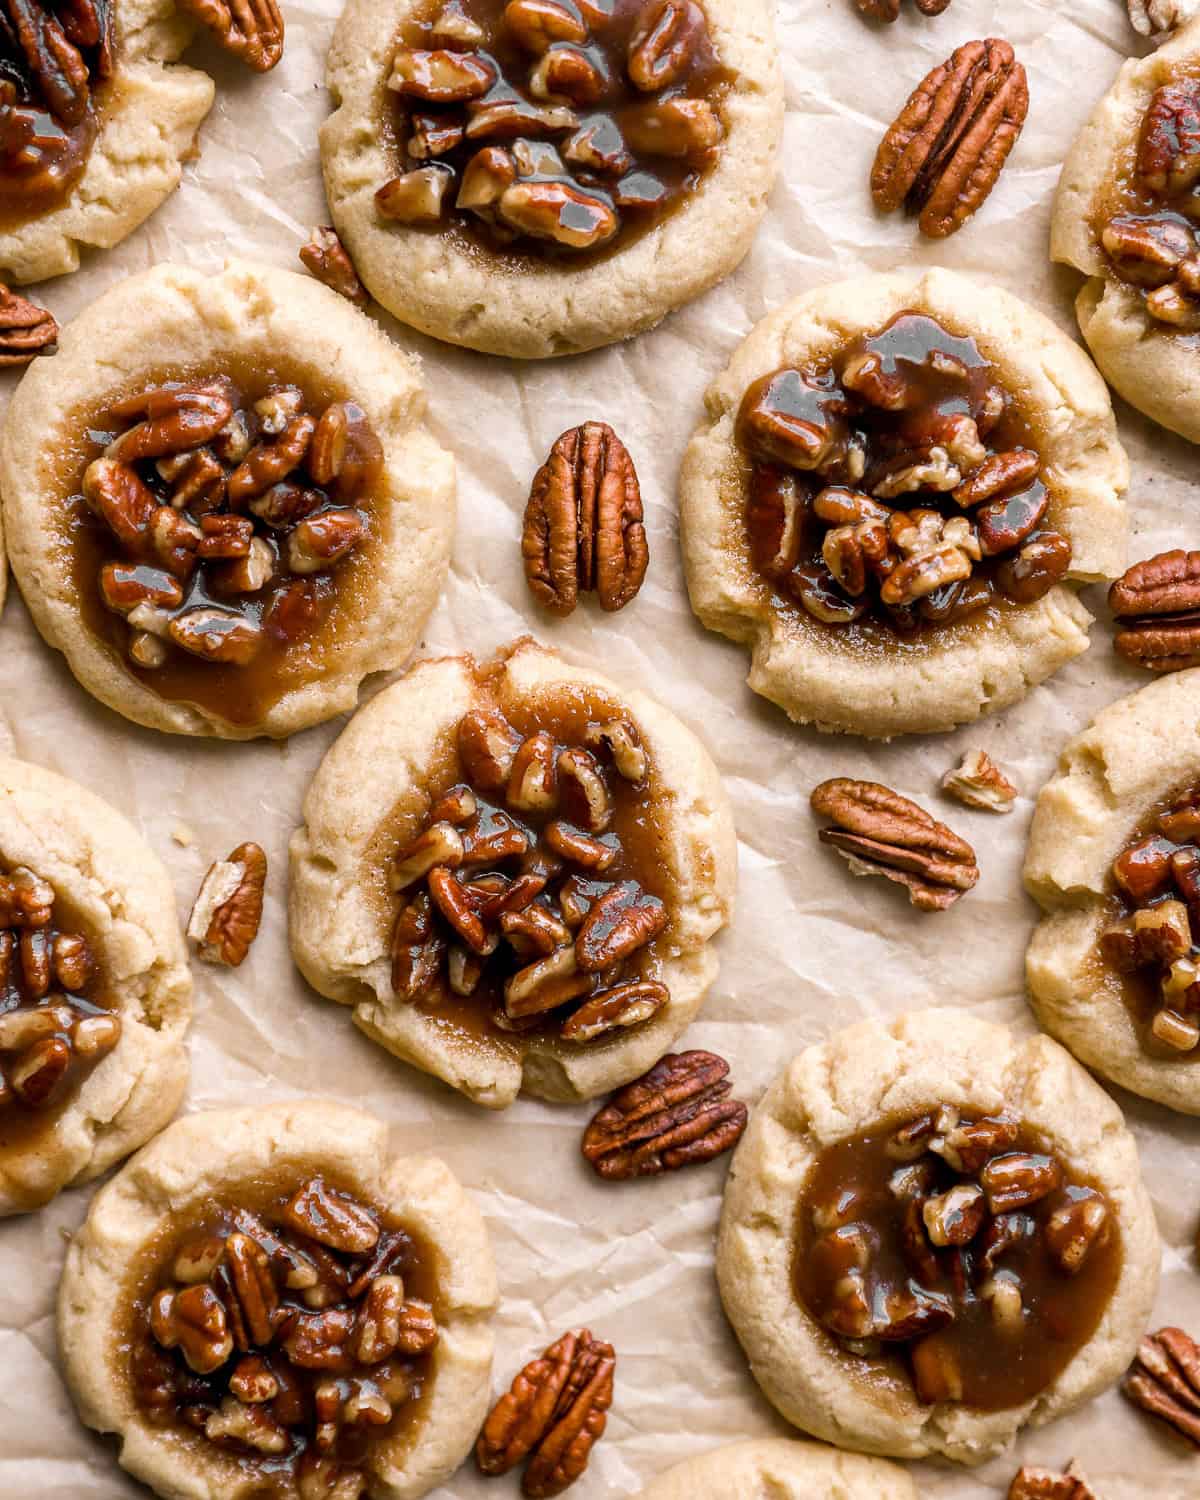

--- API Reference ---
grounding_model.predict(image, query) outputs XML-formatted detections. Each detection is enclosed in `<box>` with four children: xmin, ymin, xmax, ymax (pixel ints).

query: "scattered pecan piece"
<box><xmin>187</xmin><ymin>842</ymin><xmax>267</xmax><ymax>967</ymax></box>
<box><xmin>1124</xmin><ymin>1327</ymin><xmax>1200</xmax><ymax>1447</ymax></box>
<box><xmin>871</xmin><ymin>38</ymin><xmax>1029</xmax><ymax>238</ymax></box>
<box><xmin>856</xmin><ymin>0</ymin><xmax>952</xmax><ymax>19</ymax></box>
<box><xmin>1110</xmin><ymin>549</ymin><xmax>1200</xmax><ymax>674</ymax></box>
<box><xmin>1129</xmin><ymin>0</ymin><xmax>1199</xmax><ymax>34</ymax></box>
<box><xmin>1008</xmin><ymin>1464</ymin><xmax>1096</xmax><ymax>1500</ymax></box>
<box><xmin>299</xmin><ymin>227</ymin><xmax>368</xmax><ymax>306</ymax></box>
<box><xmin>522</xmin><ymin>422</ymin><xmax>648</xmax><ymax>615</ymax></box>
<box><xmin>477</xmin><ymin>1328</ymin><xmax>615</xmax><ymax>1497</ymax></box>
<box><xmin>175</xmin><ymin>0</ymin><xmax>284</xmax><ymax>69</ymax></box>
<box><xmin>0</xmin><ymin>283</ymin><xmax>57</xmax><ymax>365</ymax></box>
<box><xmin>811</xmin><ymin>778</ymin><xmax>979</xmax><ymax>910</ymax></box>
<box><xmin>941</xmin><ymin>749</ymin><xmax>1018</xmax><ymax>814</ymax></box>
<box><xmin>581</xmin><ymin>1050</ymin><xmax>748</xmax><ymax>1179</ymax></box>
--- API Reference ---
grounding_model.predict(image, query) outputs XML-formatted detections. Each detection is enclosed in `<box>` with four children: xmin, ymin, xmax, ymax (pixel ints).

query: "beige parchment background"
<box><xmin>0</xmin><ymin>0</ymin><xmax>1195</xmax><ymax>1496</ymax></box>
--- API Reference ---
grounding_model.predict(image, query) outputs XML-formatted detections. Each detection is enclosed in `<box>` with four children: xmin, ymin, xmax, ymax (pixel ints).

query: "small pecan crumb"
<box><xmin>477</xmin><ymin>1328</ymin><xmax>615</xmax><ymax>1498</ymax></box>
<box><xmin>582</xmin><ymin>1050</ymin><xmax>748</xmax><ymax>1179</ymax></box>
<box><xmin>1008</xmin><ymin>1461</ymin><xmax>1096</xmax><ymax>1500</ymax></box>
<box><xmin>299</xmin><ymin>227</ymin><xmax>369</xmax><ymax>306</ymax></box>
<box><xmin>187</xmin><ymin>842</ymin><xmax>267</xmax><ymax>966</ymax></box>
<box><xmin>811</xmin><ymin>777</ymin><xmax>979</xmax><ymax>910</ymax></box>
<box><xmin>941</xmin><ymin>749</ymin><xmax>1018</xmax><ymax>814</ymax></box>
<box><xmin>0</xmin><ymin>283</ymin><xmax>58</xmax><ymax>366</ymax></box>
<box><xmin>1124</xmin><ymin>1326</ymin><xmax>1200</xmax><ymax>1447</ymax></box>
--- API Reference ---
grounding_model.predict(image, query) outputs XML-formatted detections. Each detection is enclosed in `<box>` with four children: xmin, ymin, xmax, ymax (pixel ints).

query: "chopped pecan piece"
<box><xmin>175</xmin><ymin>0</ymin><xmax>284</xmax><ymax>69</ymax></box>
<box><xmin>871</xmin><ymin>38</ymin><xmax>1029</xmax><ymax>238</ymax></box>
<box><xmin>559</xmin><ymin>978</ymin><xmax>668</xmax><ymax>1041</ymax></box>
<box><xmin>284</xmin><ymin>1178</ymin><xmax>380</xmax><ymax>1255</ymax></box>
<box><xmin>299</xmin><ymin>227</ymin><xmax>368</xmax><ymax>306</ymax></box>
<box><xmin>522</xmin><ymin>422</ymin><xmax>648</xmax><ymax>615</ymax></box>
<box><xmin>0</xmin><ymin>283</ymin><xmax>57</xmax><ymax>365</ymax></box>
<box><xmin>1007</xmin><ymin>1463</ymin><xmax>1096</xmax><ymax>1500</ymax></box>
<box><xmin>941</xmin><ymin>749</ymin><xmax>1018</xmax><ymax>813</ymax></box>
<box><xmin>187</xmin><ymin>842</ymin><xmax>267</xmax><ymax>967</ymax></box>
<box><xmin>857</xmin><ymin>0</ymin><xmax>953</xmax><ymax>17</ymax></box>
<box><xmin>811</xmin><ymin>778</ymin><xmax>979</xmax><ymax>911</ymax></box>
<box><xmin>1129</xmin><ymin>0</ymin><xmax>1199</xmax><ymax>34</ymax></box>
<box><xmin>1111</xmin><ymin>549</ymin><xmax>1200</xmax><ymax>674</ymax></box>
<box><xmin>581</xmin><ymin>1050</ymin><xmax>748</xmax><ymax>1179</ymax></box>
<box><xmin>1124</xmin><ymin>1327</ymin><xmax>1200</xmax><ymax>1447</ymax></box>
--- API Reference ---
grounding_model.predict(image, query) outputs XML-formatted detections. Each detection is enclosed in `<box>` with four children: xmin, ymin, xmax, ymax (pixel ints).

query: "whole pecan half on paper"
<box><xmin>187</xmin><ymin>842</ymin><xmax>267</xmax><ymax>966</ymax></box>
<box><xmin>0</xmin><ymin>283</ymin><xmax>58</xmax><ymax>365</ymax></box>
<box><xmin>581</xmin><ymin>1050</ymin><xmax>748</xmax><ymax>1179</ymax></box>
<box><xmin>1008</xmin><ymin>1462</ymin><xmax>1096</xmax><ymax>1500</ymax></box>
<box><xmin>856</xmin><ymin>0</ymin><xmax>953</xmax><ymax>20</ymax></box>
<box><xmin>175</xmin><ymin>0</ymin><xmax>284</xmax><ymax>70</ymax></box>
<box><xmin>1124</xmin><ymin>1326</ymin><xmax>1200</xmax><ymax>1447</ymax></box>
<box><xmin>477</xmin><ymin>1328</ymin><xmax>615</xmax><ymax>1497</ymax></box>
<box><xmin>811</xmin><ymin>778</ymin><xmax>979</xmax><ymax>910</ymax></box>
<box><xmin>522</xmin><ymin>422</ymin><xmax>648</xmax><ymax>616</ymax></box>
<box><xmin>1110</xmin><ymin>549</ymin><xmax>1200</xmax><ymax>673</ymax></box>
<box><xmin>298</xmin><ymin>226</ymin><xmax>368</xmax><ymax>306</ymax></box>
<box><xmin>871</xmin><ymin>38</ymin><xmax>1029</xmax><ymax>238</ymax></box>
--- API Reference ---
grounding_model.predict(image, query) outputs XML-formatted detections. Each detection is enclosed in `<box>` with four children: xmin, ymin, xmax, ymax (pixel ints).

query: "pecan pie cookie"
<box><xmin>679</xmin><ymin>269</ymin><xmax>1129</xmax><ymax>739</ymax></box>
<box><xmin>632</xmin><ymin>1439</ymin><xmax>918</xmax><ymax>1500</ymax></box>
<box><xmin>289</xmin><ymin>638</ymin><xmax>736</xmax><ymax>1108</ymax></box>
<box><xmin>1025</xmin><ymin>669</ymin><xmax>1200</xmax><ymax>1114</ymax></box>
<box><xmin>0</xmin><ymin>260</ymin><xmax>455</xmax><ymax>739</ymax></box>
<box><xmin>58</xmin><ymin>1100</ymin><xmax>497</xmax><ymax>1500</ymax></box>
<box><xmin>716</xmin><ymin>1010</ymin><xmax>1158</xmax><ymax>1464</ymax></box>
<box><xmin>0</xmin><ymin>755</ymin><xmax>190</xmax><ymax>1215</ymax></box>
<box><xmin>319</xmin><ymin>0</ymin><xmax>783</xmax><ymax>358</ymax></box>
<box><xmin>1052</xmin><ymin>18</ymin><xmax>1200</xmax><ymax>443</ymax></box>
<box><xmin>0</xmin><ymin>0</ymin><xmax>226</xmax><ymax>286</ymax></box>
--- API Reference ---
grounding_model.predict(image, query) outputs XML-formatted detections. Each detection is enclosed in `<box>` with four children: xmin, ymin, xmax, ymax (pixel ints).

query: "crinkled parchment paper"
<box><xmin>0</xmin><ymin>1</ymin><xmax>1195</xmax><ymax>1497</ymax></box>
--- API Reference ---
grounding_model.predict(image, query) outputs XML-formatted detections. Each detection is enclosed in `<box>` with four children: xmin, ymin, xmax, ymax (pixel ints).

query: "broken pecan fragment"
<box><xmin>175</xmin><ymin>0</ymin><xmax>284</xmax><ymax>70</ymax></box>
<box><xmin>522</xmin><ymin>422</ymin><xmax>648</xmax><ymax>615</ymax></box>
<box><xmin>299</xmin><ymin>227</ymin><xmax>368</xmax><ymax>307</ymax></box>
<box><xmin>1124</xmin><ymin>1327</ymin><xmax>1200</xmax><ymax>1448</ymax></box>
<box><xmin>1007</xmin><ymin>1463</ymin><xmax>1096</xmax><ymax>1500</ymax></box>
<box><xmin>581</xmin><ymin>1050</ymin><xmax>748</xmax><ymax>1179</ymax></box>
<box><xmin>476</xmin><ymin>1328</ymin><xmax>615</xmax><ymax>1497</ymax></box>
<box><xmin>941</xmin><ymin>749</ymin><xmax>1017</xmax><ymax>813</ymax></box>
<box><xmin>871</xmin><ymin>38</ymin><xmax>1029</xmax><ymax>238</ymax></box>
<box><xmin>0</xmin><ymin>283</ymin><xmax>58</xmax><ymax>365</ymax></box>
<box><xmin>1111</xmin><ymin>549</ymin><xmax>1200</xmax><ymax>674</ymax></box>
<box><xmin>857</xmin><ymin>0</ymin><xmax>953</xmax><ymax>18</ymax></box>
<box><xmin>811</xmin><ymin>778</ymin><xmax>979</xmax><ymax>911</ymax></box>
<box><xmin>187</xmin><ymin>842</ymin><xmax>267</xmax><ymax>967</ymax></box>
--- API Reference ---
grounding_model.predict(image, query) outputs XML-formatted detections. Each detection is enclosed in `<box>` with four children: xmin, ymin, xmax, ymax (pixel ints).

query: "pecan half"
<box><xmin>1008</xmin><ymin>1464</ymin><xmax>1096</xmax><ymax>1500</ymax></box>
<box><xmin>299</xmin><ymin>227</ymin><xmax>368</xmax><ymax>306</ymax></box>
<box><xmin>581</xmin><ymin>1050</ymin><xmax>748</xmax><ymax>1179</ymax></box>
<box><xmin>856</xmin><ymin>0</ymin><xmax>952</xmax><ymax>17</ymax></box>
<box><xmin>476</xmin><ymin>1328</ymin><xmax>615</xmax><ymax>1497</ymax></box>
<box><xmin>811</xmin><ymin>778</ymin><xmax>979</xmax><ymax>910</ymax></box>
<box><xmin>0</xmin><ymin>283</ymin><xmax>57</xmax><ymax>365</ymax></box>
<box><xmin>522</xmin><ymin>422</ymin><xmax>648</xmax><ymax>615</ymax></box>
<box><xmin>871</xmin><ymin>38</ymin><xmax>1029</xmax><ymax>238</ymax></box>
<box><xmin>174</xmin><ymin>0</ymin><xmax>284</xmax><ymax>70</ymax></box>
<box><xmin>1124</xmin><ymin>1327</ymin><xmax>1200</xmax><ymax>1447</ymax></box>
<box><xmin>941</xmin><ymin>749</ymin><xmax>1018</xmax><ymax>813</ymax></box>
<box><xmin>1111</xmin><ymin>549</ymin><xmax>1200</xmax><ymax>673</ymax></box>
<box><xmin>187</xmin><ymin>842</ymin><xmax>267</xmax><ymax>967</ymax></box>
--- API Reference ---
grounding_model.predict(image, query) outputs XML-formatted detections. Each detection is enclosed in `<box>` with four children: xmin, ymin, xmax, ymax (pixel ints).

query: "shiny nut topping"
<box><xmin>522</xmin><ymin>421</ymin><xmax>648</xmax><ymax>615</ymax></box>
<box><xmin>811</xmin><ymin>778</ymin><xmax>979</xmax><ymax>911</ymax></box>
<box><xmin>174</xmin><ymin>0</ymin><xmax>284</xmax><ymax>70</ymax></box>
<box><xmin>1124</xmin><ymin>1327</ymin><xmax>1200</xmax><ymax>1447</ymax></box>
<box><xmin>941</xmin><ymin>749</ymin><xmax>1018</xmax><ymax>814</ymax></box>
<box><xmin>1008</xmin><ymin>1464</ymin><xmax>1096</xmax><ymax>1500</ymax></box>
<box><xmin>476</xmin><ymin>1328</ymin><xmax>616</xmax><ymax>1497</ymax></box>
<box><xmin>1110</xmin><ymin>549</ymin><xmax>1200</xmax><ymax>674</ymax></box>
<box><xmin>871</xmin><ymin>38</ymin><xmax>1029</xmax><ymax>238</ymax></box>
<box><xmin>581</xmin><ymin>1050</ymin><xmax>748</xmax><ymax>1179</ymax></box>
<box><xmin>299</xmin><ymin>226</ymin><xmax>368</xmax><ymax>306</ymax></box>
<box><xmin>187</xmin><ymin>842</ymin><xmax>267</xmax><ymax>967</ymax></box>
<box><xmin>0</xmin><ymin>282</ymin><xmax>58</xmax><ymax>365</ymax></box>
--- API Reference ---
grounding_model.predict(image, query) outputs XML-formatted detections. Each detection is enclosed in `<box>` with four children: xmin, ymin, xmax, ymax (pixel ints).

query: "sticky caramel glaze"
<box><xmin>51</xmin><ymin>358</ymin><xmax>384</xmax><ymax>729</ymax></box>
<box><xmin>121</xmin><ymin>1171</ymin><xmax>438</xmax><ymax>1490</ymax></box>
<box><xmin>0</xmin><ymin>886</ymin><xmax>117</xmax><ymax>1180</ymax></box>
<box><xmin>738</xmin><ymin>311</ymin><xmax>1055</xmax><ymax>652</ymax></box>
<box><xmin>793</xmin><ymin>1118</ymin><xmax>1122</xmax><ymax>1412</ymax></box>
<box><xmin>380</xmin><ymin>0</ymin><xmax>735</xmax><ymax>270</ymax></box>
<box><xmin>365</xmin><ymin>674</ymin><xmax>675</xmax><ymax>1056</ymax></box>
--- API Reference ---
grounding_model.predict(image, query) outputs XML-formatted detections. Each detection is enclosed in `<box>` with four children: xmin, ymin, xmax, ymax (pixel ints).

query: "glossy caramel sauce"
<box><xmin>735</xmin><ymin>311</ymin><xmax>1059</xmax><ymax>653</ymax></box>
<box><xmin>50</xmin><ymin>358</ymin><xmax>385</xmax><ymax>729</ymax></box>
<box><xmin>379</xmin><ymin>0</ymin><xmax>735</xmax><ymax>269</ymax></box>
<box><xmin>793</xmin><ymin>1115</ymin><xmax>1122</xmax><ymax>1412</ymax></box>
<box><xmin>365</xmin><ymin>674</ymin><xmax>674</xmax><ymax>1058</ymax></box>
<box><xmin>120</xmin><ymin>1170</ymin><xmax>439</xmax><ymax>1495</ymax></box>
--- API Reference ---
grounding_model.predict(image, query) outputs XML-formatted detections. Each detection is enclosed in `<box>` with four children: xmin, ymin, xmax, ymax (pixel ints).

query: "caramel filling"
<box><xmin>1099</xmin><ymin>782</ymin><xmax>1200</xmax><ymax>1057</ymax></box>
<box><xmin>376</xmin><ymin>0</ymin><xmax>734</xmax><ymax>264</ymax></box>
<box><xmin>380</xmin><ymin>685</ymin><xmax>675</xmax><ymax>1052</ymax></box>
<box><xmin>794</xmin><ymin>1109</ymin><xmax>1120</xmax><ymax>1411</ymax></box>
<box><xmin>735</xmin><ymin>311</ymin><xmax>1072</xmax><ymax>645</ymax></box>
<box><xmin>62</xmin><ymin>367</ymin><xmax>384</xmax><ymax>727</ymax></box>
<box><xmin>125</xmin><ymin>1174</ymin><xmax>439</xmax><ymax>1497</ymax></box>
